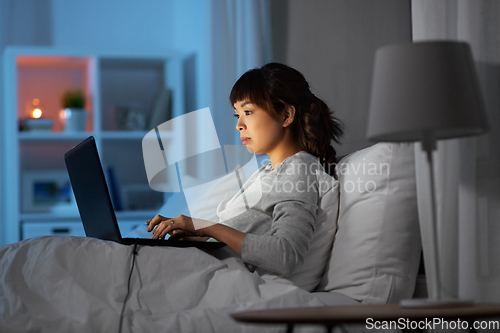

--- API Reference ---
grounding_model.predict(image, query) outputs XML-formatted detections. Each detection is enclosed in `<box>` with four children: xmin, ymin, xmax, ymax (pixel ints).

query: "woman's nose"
<box><xmin>236</xmin><ymin>119</ymin><xmax>245</xmax><ymax>131</ymax></box>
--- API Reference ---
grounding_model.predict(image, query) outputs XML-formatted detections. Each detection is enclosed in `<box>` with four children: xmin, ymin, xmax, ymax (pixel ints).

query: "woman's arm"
<box><xmin>146</xmin><ymin>214</ymin><xmax>246</xmax><ymax>255</ymax></box>
<box><xmin>240</xmin><ymin>200</ymin><xmax>316</xmax><ymax>276</ymax></box>
<box><xmin>199</xmin><ymin>223</ymin><xmax>245</xmax><ymax>256</ymax></box>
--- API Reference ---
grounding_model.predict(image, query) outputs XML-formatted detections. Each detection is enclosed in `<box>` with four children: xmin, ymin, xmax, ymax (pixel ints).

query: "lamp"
<box><xmin>367</xmin><ymin>41</ymin><xmax>489</xmax><ymax>308</ymax></box>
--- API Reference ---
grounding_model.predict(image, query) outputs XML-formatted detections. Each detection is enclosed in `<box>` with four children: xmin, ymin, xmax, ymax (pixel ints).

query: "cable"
<box><xmin>118</xmin><ymin>239</ymin><xmax>139</xmax><ymax>333</ymax></box>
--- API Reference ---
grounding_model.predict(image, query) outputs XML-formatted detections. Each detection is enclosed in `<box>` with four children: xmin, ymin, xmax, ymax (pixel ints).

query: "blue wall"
<box><xmin>51</xmin><ymin>0</ymin><xmax>174</xmax><ymax>51</ymax></box>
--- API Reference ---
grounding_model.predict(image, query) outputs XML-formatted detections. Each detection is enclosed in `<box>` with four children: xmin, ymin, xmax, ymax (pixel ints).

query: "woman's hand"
<box><xmin>145</xmin><ymin>214</ymin><xmax>214</xmax><ymax>240</ymax></box>
<box><xmin>146</xmin><ymin>214</ymin><xmax>246</xmax><ymax>256</ymax></box>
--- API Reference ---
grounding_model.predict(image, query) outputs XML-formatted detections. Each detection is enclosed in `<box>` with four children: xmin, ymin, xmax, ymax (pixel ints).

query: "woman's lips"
<box><xmin>241</xmin><ymin>137</ymin><xmax>251</xmax><ymax>145</ymax></box>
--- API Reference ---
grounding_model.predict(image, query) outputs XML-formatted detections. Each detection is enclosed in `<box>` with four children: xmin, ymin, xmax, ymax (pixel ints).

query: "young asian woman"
<box><xmin>146</xmin><ymin>62</ymin><xmax>343</xmax><ymax>279</ymax></box>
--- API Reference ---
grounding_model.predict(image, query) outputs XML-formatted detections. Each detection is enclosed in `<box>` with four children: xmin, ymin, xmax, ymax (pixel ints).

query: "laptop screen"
<box><xmin>65</xmin><ymin>136</ymin><xmax>122</xmax><ymax>242</ymax></box>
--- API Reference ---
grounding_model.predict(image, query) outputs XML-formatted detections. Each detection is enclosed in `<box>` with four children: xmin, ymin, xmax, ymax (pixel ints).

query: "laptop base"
<box><xmin>121</xmin><ymin>237</ymin><xmax>226</xmax><ymax>250</ymax></box>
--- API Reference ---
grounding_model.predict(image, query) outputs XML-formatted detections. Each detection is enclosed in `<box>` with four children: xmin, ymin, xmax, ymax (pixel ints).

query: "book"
<box><xmin>105</xmin><ymin>165</ymin><xmax>123</xmax><ymax>211</ymax></box>
<box><xmin>19</xmin><ymin>118</ymin><xmax>54</xmax><ymax>132</ymax></box>
<box><xmin>147</xmin><ymin>88</ymin><xmax>172</xmax><ymax>130</ymax></box>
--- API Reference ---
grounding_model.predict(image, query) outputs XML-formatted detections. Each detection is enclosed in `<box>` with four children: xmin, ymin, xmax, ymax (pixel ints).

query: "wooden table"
<box><xmin>231</xmin><ymin>303</ymin><xmax>500</xmax><ymax>333</ymax></box>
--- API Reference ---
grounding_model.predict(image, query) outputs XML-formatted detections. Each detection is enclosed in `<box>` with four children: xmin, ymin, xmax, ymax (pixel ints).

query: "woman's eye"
<box><xmin>244</xmin><ymin>111</ymin><xmax>252</xmax><ymax>115</ymax></box>
<box><xmin>233</xmin><ymin>114</ymin><xmax>239</xmax><ymax>119</ymax></box>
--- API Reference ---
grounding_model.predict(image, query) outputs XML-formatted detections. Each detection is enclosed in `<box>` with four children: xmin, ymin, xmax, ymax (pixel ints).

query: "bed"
<box><xmin>0</xmin><ymin>143</ymin><xmax>421</xmax><ymax>333</ymax></box>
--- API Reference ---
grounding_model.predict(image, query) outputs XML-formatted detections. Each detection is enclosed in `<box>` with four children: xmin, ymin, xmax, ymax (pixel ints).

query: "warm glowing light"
<box><xmin>31</xmin><ymin>108</ymin><xmax>42</xmax><ymax>118</ymax></box>
<box><xmin>32</xmin><ymin>98</ymin><xmax>40</xmax><ymax>106</ymax></box>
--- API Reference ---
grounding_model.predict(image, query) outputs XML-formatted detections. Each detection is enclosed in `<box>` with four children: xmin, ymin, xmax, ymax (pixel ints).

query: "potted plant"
<box><xmin>60</xmin><ymin>89</ymin><xmax>88</xmax><ymax>132</ymax></box>
<box><xmin>61</xmin><ymin>89</ymin><xmax>86</xmax><ymax>110</ymax></box>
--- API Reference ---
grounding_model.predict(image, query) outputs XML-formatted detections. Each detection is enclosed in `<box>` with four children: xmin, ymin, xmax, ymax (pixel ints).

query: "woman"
<box><xmin>146</xmin><ymin>62</ymin><xmax>343</xmax><ymax>277</ymax></box>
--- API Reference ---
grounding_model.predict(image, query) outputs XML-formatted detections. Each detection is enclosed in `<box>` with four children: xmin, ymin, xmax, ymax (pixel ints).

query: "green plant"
<box><xmin>61</xmin><ymin>90</ymin><xmax>86</xmax><ymax>109</ymax></box>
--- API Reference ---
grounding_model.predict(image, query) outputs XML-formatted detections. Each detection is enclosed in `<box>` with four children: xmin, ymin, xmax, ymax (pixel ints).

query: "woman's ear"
<box><xmin>283</xmin><ymin>105</ymin><xmax>296</xmax><ymax>128</ymax></box>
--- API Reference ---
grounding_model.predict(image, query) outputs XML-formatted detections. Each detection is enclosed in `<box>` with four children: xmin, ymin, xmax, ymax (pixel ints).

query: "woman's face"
<box><xmin>233</xmin><ymin>100</ymin><xmax>287</xmax><ymax>155</ymax></box>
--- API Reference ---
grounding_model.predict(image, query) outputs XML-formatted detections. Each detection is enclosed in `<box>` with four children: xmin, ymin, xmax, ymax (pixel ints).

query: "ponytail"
<box><xmin>296</xmin><ymin>94</ymin><xmax>343</xmax><ymax>177</ymax></box>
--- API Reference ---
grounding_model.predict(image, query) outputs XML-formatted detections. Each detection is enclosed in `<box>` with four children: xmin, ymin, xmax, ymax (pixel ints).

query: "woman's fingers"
<box><xmin>153</xmin><ymin>220</ymin><xmax>171</xmax><ymax>239</ymax></box>
<box><xmin>149</xmin><ymin>214</ymin><xmax>201</xmax><ymax>240</ymax></box>
<box><xmin>152</xmin><ymin>222</ymin><xmax>164</xmax><ymax>239</ymax></box>
<box><xmin>168</xmin><ymin>230</ymin><xmax>188</xmax><ymax>241</ymax></box>
<box><xmin>159</xmin><ymin>224</ymin><xmax>177</xmax><ymax>239</ymax></box>
<box><xmin>152</xmin><ymin>219</ymin><xmax>177</xmax><ymax>239</ymax></box>
<box><xmin>146</xmin><ymin>214</ymin><xmax>168</xmax><ymax>232</ymax></box>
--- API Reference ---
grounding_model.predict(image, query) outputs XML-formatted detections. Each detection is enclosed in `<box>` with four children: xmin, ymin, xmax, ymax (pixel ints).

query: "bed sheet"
<box><xmin>0</xmin><ymin>236</ymin><xmax>316</xmax><ymax>332</ymax></box>
<box><xmin>0</xmin><ymin>236</ymin><xmax>395</xmax><ymax>333</ymax></box>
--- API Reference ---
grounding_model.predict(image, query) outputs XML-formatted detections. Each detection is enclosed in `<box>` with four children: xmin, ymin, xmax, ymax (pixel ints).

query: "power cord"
<box><xmin>118</xmin><ymin>239</ymin><xmax>139</xmax><ymax>333</ymax></box>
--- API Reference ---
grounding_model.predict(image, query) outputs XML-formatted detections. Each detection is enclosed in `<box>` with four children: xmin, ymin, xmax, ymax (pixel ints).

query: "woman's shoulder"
<box><xmin>293</xmin><ymin>151</ymin><xmax>321</xmax><ymax>165</ymax></box>
<box><xmin>275</xmin><ymin>151</ymin><xmax>322</xmax><ymax>175</ymax></box>
<box><xmin>276</xmin><ymin>151</ymin><xmax>337</xmax><ymax>196</ymax></box>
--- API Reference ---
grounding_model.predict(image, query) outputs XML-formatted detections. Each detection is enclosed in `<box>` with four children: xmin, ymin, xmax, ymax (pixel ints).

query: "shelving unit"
<box><xmin>1</xmin><ymin>47</ymin><xmax>185</xmax><ymax>245</ymax></box>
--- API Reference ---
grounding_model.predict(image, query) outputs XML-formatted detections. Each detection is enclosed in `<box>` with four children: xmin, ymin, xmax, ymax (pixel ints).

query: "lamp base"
<box><xmin>400</xmin><ymin>298</ymin><xmax>474</xmax><ymax>309</ymax></box>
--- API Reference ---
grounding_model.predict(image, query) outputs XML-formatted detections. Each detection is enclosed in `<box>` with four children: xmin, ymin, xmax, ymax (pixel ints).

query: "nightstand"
<box><xmin>231</xmin><ymin>303</ymin><xmax>500</xmax><ymax>333</ymax></box>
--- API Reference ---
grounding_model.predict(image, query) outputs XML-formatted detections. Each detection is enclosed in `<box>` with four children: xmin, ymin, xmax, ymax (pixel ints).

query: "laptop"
<box><xmin>64</xmin><ymin>136</ymin><xmax>225</xmax><ymax>250</ymax></box>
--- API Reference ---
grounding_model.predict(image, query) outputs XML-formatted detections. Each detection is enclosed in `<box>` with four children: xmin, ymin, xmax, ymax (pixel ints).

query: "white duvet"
<box><xmin>0</xmin><ymin>236</ymin><xmax>331</xmax><ymax>333</ymax></box>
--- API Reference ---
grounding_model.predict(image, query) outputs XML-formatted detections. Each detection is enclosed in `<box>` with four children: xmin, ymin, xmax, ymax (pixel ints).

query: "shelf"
<box><xmin>21</xmin><ymin>217</ymin><xmax>152</xmax><ymax>240</ymax></box>
<box><xmin>20</xmin><ymin>209</ymin><xmax>159</xmax><ymax>222</ymax></box>
<box><xmin>101</xmin><ymin>131</ymin><xmax>168</xmax><ymax>140</ymax></box>
<box><xmin>116</xmin><ymin>210</ymin><xmax>160</xmax><ymax>220</ymax></box>
<box><xmin>20</xmin><ymin>212</ymin><xmax>81</xmax><ymax>221</ymax></box>
<box><xmin>1</xmin><ymin>47</ymin><xmax>185</xmax><ymax>245</ymax></box>
<box><xmin>17</xmin><ymin>55</ymin><xmax>91</xmax><ymax>70</ymax></box>
<box><xmin>18</xmin><ymin>130</ymin><xmax>173</xmax><ymax>141</ymax></box>
<box><xmin>16</xmin><ymin>55</ymin><xmax>93</xmax><ymax>133</ymax></box>
<box><xmin>19</xmin><ymin>131</ymin><xmax>93</xmax><ymax>141</ymax></box>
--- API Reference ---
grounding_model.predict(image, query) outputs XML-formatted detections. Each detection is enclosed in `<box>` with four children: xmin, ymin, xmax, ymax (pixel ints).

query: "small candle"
<box><xmin>27</xmin><ymin>98</ymin><xmax>44</xmax><ymax>118</ymax></box>
<box><xmin>31</xmin><ymin>108</ymin><xmax>42</xmax><ymax>118</ymax></box>
<box><xmin>20</xmin><ymin>98</ymin><xmax>54</xmax><ymax>132</ymax></box>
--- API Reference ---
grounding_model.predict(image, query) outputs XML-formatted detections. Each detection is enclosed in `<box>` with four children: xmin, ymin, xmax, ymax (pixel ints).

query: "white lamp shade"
<box><xmin>367</xmin><ymin>41</ymin><xmax>488</xmax><ymax>142</ymax></box>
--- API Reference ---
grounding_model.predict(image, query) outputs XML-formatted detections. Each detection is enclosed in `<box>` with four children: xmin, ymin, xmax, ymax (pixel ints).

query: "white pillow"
<box><xmin>315</xmin><ymin>143</ymin><xmax>421</xmax><ymax>304</ymax></box>
<box><xmin>183</xmin><ymin>167</ymin><xmax>246</xmax><ymax>224</ymax></box>
<box><xmin>182</xmin><ymin>153</ymin><xmax>261</xmax><ymax>224</ymax></box>
<box><xmin>155</xmin><ymin>165</ymin><xmax>248</xmax><ymax>223</ymax></box>
<box><xmin>261</xmin><ymin>170</ymin><xmax>340</xmax><ymax>292</ymax></box>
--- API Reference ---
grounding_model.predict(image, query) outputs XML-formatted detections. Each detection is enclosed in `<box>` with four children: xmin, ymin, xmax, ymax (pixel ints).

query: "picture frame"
<box><xmin>113</xmin><ymin>104</ymin><xmax>147</xmax><ymax>131</ymax></box>
<box><xmin>22</xmin><ymin>170</ymin><xmax>78</xmax><ymax>214</ymax></box>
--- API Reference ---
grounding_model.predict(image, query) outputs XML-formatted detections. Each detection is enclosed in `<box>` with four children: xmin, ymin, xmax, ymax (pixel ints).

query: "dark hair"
<box><xmin>230</xmin><ymin>62</ymin><xmax>344</xmax><ymax>176</ymax></box>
